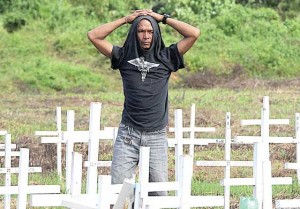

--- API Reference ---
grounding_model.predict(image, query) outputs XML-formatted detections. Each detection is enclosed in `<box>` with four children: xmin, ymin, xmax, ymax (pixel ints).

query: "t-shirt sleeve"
<box><xmin>111</xmin><ymin>46</ymin><xmax>123</xmax><ymax>70</ymax></box>
<box><xmin>164</xmin><ymin>44</ymin><xmax>185</xmax><ymax>72</ymax></box>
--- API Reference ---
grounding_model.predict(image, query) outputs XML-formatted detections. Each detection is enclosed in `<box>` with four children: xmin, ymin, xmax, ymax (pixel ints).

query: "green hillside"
<box><xmin>0</xmin><ymin>0</ymin><xmax>299</xmax><ymax>93</ymax></box>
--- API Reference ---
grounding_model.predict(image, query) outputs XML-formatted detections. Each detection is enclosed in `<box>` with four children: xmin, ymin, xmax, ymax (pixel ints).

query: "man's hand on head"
<box><xmin>125</xmin><ymin>10</ymin><xmax>149</xmax><ymax>24</ymax></box>
<box><xmin>144</xmin><ymin>10</ymin><xmax>164</xmax><ymax>23</ymax></box>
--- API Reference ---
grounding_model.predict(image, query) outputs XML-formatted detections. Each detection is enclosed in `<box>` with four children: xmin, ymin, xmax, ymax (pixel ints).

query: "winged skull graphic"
<box><xmin>128</xmin><ymin>57</ymin><xmax>159</xmax><ymax>82</ymax></box>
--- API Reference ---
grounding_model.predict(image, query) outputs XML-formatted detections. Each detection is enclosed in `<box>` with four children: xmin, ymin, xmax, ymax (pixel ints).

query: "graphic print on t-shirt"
<box><xmin>128</xmin><ymin>57</ymin><xmax>160</xmax><ymax>82</ymax></box>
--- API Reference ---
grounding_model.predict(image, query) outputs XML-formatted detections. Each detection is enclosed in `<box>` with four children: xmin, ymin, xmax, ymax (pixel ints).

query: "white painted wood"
<box><xmin>234</xmin><ymin>136</ymin><xmax>295</xmax><ymax>143</ymax></box>
<box><xmin>84</xmin><ymin>161</ymin><xmax>112</xmax><ymax>167</ymax></box>
<box><xmin>0</xmin><ymin>130</ymin><xmax>8</xmax><ymax>135</ymax></box>
<box><xmin>32</xmin><ymin>193</ymin><xmax>120</xmax><ymax>207</ymax></box>
<box><xmin>143</xmin><ymin>181</ymin><xmax>179</xmax><ymax>191</ymax></box>
<box><xmin>285</xmin><ymin>162</ymin><xmax>300</xmax><ymax>169</ymax></box>
<box><xmin>241</xmin><ymin>119</ymin><xmax>289</xmax><ymax>126</ymax></box>
<box><xmin>232</xmin><ymin>96</ymin><xmax>293</xmax><ymax>209</ymax></box>
<box><xmin>66</xmin><ymin>110</ymin><xmax>75</xmax><ymax>194</ymax></box>
<box><xmin>86</xmin><ymin>102</ymin><xmax>102</xmax><ymax>194</ymax></box>
<box><xmin>196</xmin><ymin>160</ymin><xmax>253</xmax><ymax>167</ymax></box>
<box><xmin>144</xmin><ymin>196</ymin><xmax>225</xmax><ymax>208</ymax></box>
<box><xmin>0</xmin><ymin>185</ymin><xmax>60</xmax><ymax>194</ymax></box>
<box><xmin>40</xmin><ymin>136</ymin><xmax>62</xmax><ymax>143</ymax></box>
<box><xmin>139</xmin><ymin>147</ymin><xmax>150</xmax><ymax>209</ymax></box>
<box><xmin>189</xmin><ymin>103</ymin><xmax>196</xmax><ymax>156</ymax></box>
<box><xmin>221</xmin><ymin>177</ymin><xmax>292</xmax><ymax>186</ymax></box>
<box><xmin>275</xmin><ymin>199</ymin><xmax>300</xmax><ymax>208</ymax></box>
<box><xmin>4</xmin><ymin>134</ymin><xmax>12</xmax><ymax>209</ymax></box>
<box><xmin>143</xmin><ymin>196</ymin><xmax>180</xmax><ymax>208</ymax></box>
<box><xmin>0</xmin><ymin>167</ymin><xmax>42</xmax><ymax>173</ymax></box>
<box><xmin>63</xmin><ymin>129</ymin><xmax>117</xmax><ymax>142</ymax></box>
<box><xmin>70</xmin><ymin>152</ymin><xmax>82</xmax><ymax>196</ymax></box>
<box><xmin>174</xmin><ymin>109</ymin><xmax>183</xmax><ymax>183</ymax></box>
<box><xmin>189</xmin><ymin>196</ymin><xmax>225</xmax><ymax>207</ymax></box>
<box><xmin>168</xmin><ymin>138</ymin><xmax>209</xmax><ymax>147</ymax></box>
<box><xmin>169</xmin><ymin>127</ymin><xmax>216</xmax><ymax>132</ymax></box>
<box><xmin>17</xmin><ymin>148</ymin><xmax>29</xmax><ymax>209</ymax></box>
<box><xmin>296</xmin><ymin>113</ymin><xmax>300</xmax><ymax>183</ymax></box>
<box><xmin>56</xmin><ymin>107</ymin><xmax>62</xmax><ymax>178</ymax></box>
<box><xmin>0</xmin><ymin>144</ymin><xmax>16</xmax><ymax>150</ymax></box>
<box><xmin>179</xmin><ymin>155</ymin><xmax>193</xmax><ymax>209</ymax></box>
<box><xmin>31</xmin><ymin>194</ymin><xmax>71</xmax><ymax>206</ymax></box>
<box><xmin>263</xmin><ymin>161</ymin><xmax>273</xmax><ymax>209</ymax></box>
<box><xmin>62</xmin><ymin>194</ymin><xmax>101</xmax><ymax>209</ymax></box>
<box><xmin>260</xmin><ymin>96</ymin><xmax>271</xmax><ymax>209</ymax></box>
<box><xmin>98</xmin><ymin>175</ymin><xmax>111</xmax><ymax>209</ymax></box>
<box><xmin>62</xmin><ymin>199</ymin><xmax>96</xmax><ymax>209</ymax></box>
<box><xmin>277</xmin><ymin>115</ymin><xmax>300</xmax><ymax>207</ymax></box>
<box><xmin>0</xmin><ymin>151</ymin><xmax>20</xmax><ymax>156</ymax></box>
<box><xmin>224</xmin><ymin>112</ymin><xmax>231</xmax><ymax>209</ymax></box>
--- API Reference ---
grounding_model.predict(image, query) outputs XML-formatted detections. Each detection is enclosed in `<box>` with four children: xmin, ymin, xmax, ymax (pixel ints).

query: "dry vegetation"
<box><xmin>1</xmin><ymin>78</ymin><xmax>300</xmax><ymax>207</ymax></box>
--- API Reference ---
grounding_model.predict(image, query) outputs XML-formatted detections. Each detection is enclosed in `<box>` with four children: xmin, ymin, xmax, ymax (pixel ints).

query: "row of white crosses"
<box><xmin>0</xmin><ymin>131</ymin><xmax>60</xmax><ymax>209</ymax></box>
<box><xmin>275</xmin><ymin>112</ymin><xmax>300</xmax><ymax>208</ymax></box>
<box><xmin>31</xmin><ymin>102</ymin><xmax>118</xmax><ymax>207</ymax></box>
<box><xmin>4</xmin><ymin>96</ymin><xmax>300</xmax><ymax>208</ymax></box>
<box><xmin>171</xmin><ymin>107</ymin><xmax>244</xmax><ymax>208</ymax></box>
<box><xmin>35</xmin><ymin>103</ymin><xmax>118</xmax><ymax>194</ymax></box>
<box><xmin>31</xmin><ymin>146</ymin><xmax>195</xmax><ymax>209</ymax></box>
<box><xmin>233</xmin><ymin>96</ymin><xmax>293</xmax><ymax>209</ymax></box>
<box><xmin>33</xmin><ymin>144</ymin><xmax>207</xmax><ymax>209</ymax></box>
<box><xmin>169</xmin><ymin>96</ymin><xmax>300</xmax><ymax>209</ymax></box>
<box><xmin>31</xmin><ymin>102</ymin><xmax>226</xmax><ymax>208</ymax></box>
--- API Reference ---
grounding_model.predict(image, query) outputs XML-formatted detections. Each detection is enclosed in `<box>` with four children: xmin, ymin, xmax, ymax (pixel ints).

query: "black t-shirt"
<box><xmin>110</xmin><ymin>15</ymin><xmax>184</xmax><ymax>131</ymax></box>
<box><xmin>111</xmin><ymin>44</ymin><xmax>184</xmax><ymax>131</ymax></box>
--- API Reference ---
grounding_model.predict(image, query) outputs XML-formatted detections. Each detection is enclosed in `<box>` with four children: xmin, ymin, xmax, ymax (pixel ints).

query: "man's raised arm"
<box><xmin>146</xmin><ymin>11</ymin><xmax>200</xmax><ymax>55</ymax></box>
<box><xmin>87</xmin><ymin>10</ymin><xmax>149</xmax><ymax>58</ymax></box>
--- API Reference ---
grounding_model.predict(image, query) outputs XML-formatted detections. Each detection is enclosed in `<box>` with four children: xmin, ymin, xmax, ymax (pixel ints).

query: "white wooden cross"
<box><xmin>0</xmin><ymin>130</ymin><xmax>16</xmax><ymax>151</ymax></box>
<box><xmin>134</xmin><ymin>146</ymin><xmax>226</xmax><ymax>209</ymax></box>
<box><xmin>275</xmin><ymin>113</ymin><xmax>300</xmax><ymax>208</ymax></box>
<box><xmin>35</xmin><ymin>106</ymin><xmax>63</xmax><ymax>178</ymax></box>
<box><xmin>169</xmin><ymin>105</ymin><xmax>239</xmax><ymax>208</ymax></box>
<box><xmin>284</xmin><ymin>113</ymin><xmax>300</xmax><ymax>180</ymax></box>
<box><xmin>168</xmin><ymin>104</ymin><xmax>217</xmax><ymax>152</ymax></box>
<box><xmin>0</xmin><ymin>148</ymin><xmax>60</xmax><ymax>209</ymax></box>
<box><xmin>30</xmin><ymin>151</ymin><xmax>83</xmax><ymax>207</ymax></box>
<box><xmin>232</xmin><ymin>96</ymin><xmax>293</xmax><ymax>209</ymax></box>
<box><xmin>0</xmin><ymin>134</ymin><xmax>44</xmax><ymax>209</ymax></box>
<box><xmin>31</xmin><ymin>151</ymin><xmax>133</xmax><ymax>209</ymax></box>
<box><xmin>60</xmin><ymin>102</ymin><xmax>117</xmax><ymax>194</ymax></box>
<box><xmin>195</xmin><ymin>112</ymin><xmax>254</xmax><ymax>209</ymax></box>
<box><xmin>36</xmin><ymin>103</ymin><xmax>118</xmax><ymax>194</ymax></box>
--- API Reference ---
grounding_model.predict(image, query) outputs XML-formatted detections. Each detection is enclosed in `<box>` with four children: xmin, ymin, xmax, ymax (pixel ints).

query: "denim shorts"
<box><xmin>111</xmin><ymin>123</ymin><xmax>168</xmax><ymax>196</ymax></box>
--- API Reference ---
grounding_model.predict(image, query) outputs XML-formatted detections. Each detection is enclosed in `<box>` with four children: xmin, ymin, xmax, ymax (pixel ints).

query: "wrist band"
<box><xmin>162</xmin><ymin>14</ymin><xmax>170</xmax><ymax>24</ymax></box>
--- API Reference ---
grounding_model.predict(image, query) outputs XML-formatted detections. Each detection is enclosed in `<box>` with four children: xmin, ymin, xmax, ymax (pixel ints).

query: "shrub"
<box><xmin>0</xmin><ymin>0</ymin><xmax>12</xmax><ymax>14</ymax></box>
<box><xmin>3</xmin><ymin>12</ymin><xmax>27</xmax><ymax>33</ymax></box>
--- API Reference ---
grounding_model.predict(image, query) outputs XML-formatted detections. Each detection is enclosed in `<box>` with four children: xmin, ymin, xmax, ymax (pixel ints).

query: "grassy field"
<box><xmin>1</xmin><ymin>1</ymin><xmax>299</xmax><ymax>208</ymax></box>
<box><xmin>1</xmin><ymin>86</ymin><xmax>300</xmax><ymax>208</ymax></box>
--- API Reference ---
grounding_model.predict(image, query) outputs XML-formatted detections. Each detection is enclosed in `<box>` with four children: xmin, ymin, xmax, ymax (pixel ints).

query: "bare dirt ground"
<box><xmin>181</xmin><ymin>67</ymin><xmax>300</xmax><ymax>91</ymax></box>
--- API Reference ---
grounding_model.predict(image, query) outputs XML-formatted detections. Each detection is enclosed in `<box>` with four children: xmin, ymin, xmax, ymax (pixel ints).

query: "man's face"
<box><xmin>137</xmin><ymin>19</ymin><xmax>153</xmax><ymax>50</ymax></box>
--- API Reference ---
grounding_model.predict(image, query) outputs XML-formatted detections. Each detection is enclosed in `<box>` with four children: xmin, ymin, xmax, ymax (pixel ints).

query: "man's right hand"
<box><xmin>125</xmin><ymin>9</ymin><xmax>149</xmax><ymax>24</ymax></box>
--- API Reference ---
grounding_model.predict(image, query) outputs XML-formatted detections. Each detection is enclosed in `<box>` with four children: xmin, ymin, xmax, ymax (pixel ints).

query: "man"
<box><xmin>87</xmin><ymin>9</ymin><xmax>200</xmax><ymax>195</ymax></box>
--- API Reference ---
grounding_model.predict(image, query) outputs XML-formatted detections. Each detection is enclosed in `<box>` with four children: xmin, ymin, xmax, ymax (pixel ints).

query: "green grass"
<box><xmin>1</xmin><ymin>88</ymin><xmax>300</xmax><ymax>208</ymax></box>
<box><xmin>1</xmin><ymin>1</ymin><xmax>300</xmax><ymax>207</ymax></box>
<box><xmin>1</xmin><ymin>1</ymin><xmax>300</xmax><ymax>95</ymax></box>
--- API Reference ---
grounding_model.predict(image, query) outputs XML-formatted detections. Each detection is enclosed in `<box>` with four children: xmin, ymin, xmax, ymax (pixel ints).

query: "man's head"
<box><xmin>137</xmin><ymin>19</ymin><xmax>153</xmax><ymax>50</ymax></box>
